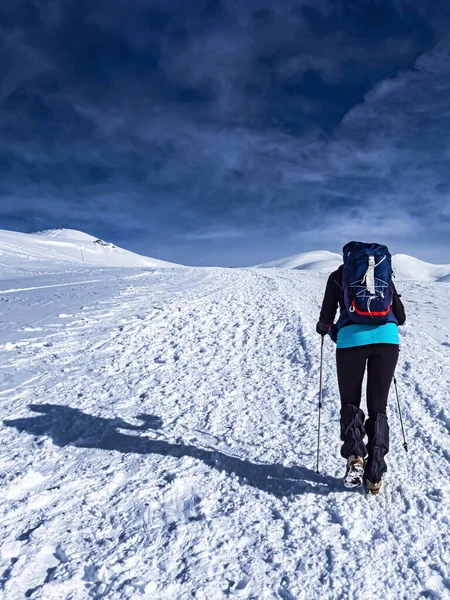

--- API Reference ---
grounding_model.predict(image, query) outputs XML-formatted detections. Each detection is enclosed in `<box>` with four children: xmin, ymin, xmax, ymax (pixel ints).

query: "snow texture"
<box><xmin>1</xmin><ymin>235</ymin><xmax>450</xmax><ymax>599</ymax></box>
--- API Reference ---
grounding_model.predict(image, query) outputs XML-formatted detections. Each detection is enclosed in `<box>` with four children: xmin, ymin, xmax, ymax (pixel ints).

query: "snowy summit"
<box><xmin>253</xmin><ymin>250</ymin><xmax>343</xmax><ymax>273</ymax></box>
<box><xmin>0</xmin><ymin>228</ymin><xmax>180</xmax><ymax>277</ymax></box>
<box><xmin>33</xmin><ymin>229</ymin><xmax>102</xmax><ymax>243</ymax></box>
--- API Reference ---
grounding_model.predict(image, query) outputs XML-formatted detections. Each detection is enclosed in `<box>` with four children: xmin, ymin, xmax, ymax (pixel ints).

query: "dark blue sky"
<box><xmin>1</xmin><ymin>0</ymin><xmax>450</xmax><ymax>266</ymax></box>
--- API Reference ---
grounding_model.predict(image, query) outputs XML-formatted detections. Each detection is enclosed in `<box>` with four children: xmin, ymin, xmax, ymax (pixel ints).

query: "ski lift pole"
<box><xmin>393</xmin><ymin>376</ymin><xmax>408</xmax><ymax>453</ymax></box>
<box><xmin>316</xmin><ymin>336</ymin><xmax>325</xmax><ymax>473</ymax></box>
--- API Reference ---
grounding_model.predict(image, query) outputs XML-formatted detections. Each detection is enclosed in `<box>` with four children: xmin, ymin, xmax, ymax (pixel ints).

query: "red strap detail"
<box><xmin>351</xmin><ymin>300</ymin><xmax>391</xmax><ymax>317</ymax></box>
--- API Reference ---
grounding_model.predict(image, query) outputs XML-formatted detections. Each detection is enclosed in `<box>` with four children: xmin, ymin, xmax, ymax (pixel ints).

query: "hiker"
<box><xmin>316</xmin><ymin>241</ymin><xmax>406</xmax><ymax>495</ymax></box>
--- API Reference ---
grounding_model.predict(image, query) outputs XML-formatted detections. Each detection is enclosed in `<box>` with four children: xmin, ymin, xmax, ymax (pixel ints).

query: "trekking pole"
<box><xmin>393</xmin><ymin>376</ymin><xmax>408</xmax><ymax>453</ymax></box>
<box><xmin>316</xmin><ymin>336</ymin><xmax>325</xmax><ymax>473</ymax></box>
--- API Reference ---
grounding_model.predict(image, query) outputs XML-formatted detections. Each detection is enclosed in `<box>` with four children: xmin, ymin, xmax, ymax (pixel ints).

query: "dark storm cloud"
<box><xmin>1</xmin><ymin>0</ymin><xmax>450</xmax><ymax>265</ymax></box>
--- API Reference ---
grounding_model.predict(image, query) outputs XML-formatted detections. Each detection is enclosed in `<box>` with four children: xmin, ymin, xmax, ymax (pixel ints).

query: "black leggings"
<box><xmin>336</xmin><ymin>344</ymin><xmax>399</xmax><ymax>419</ymax></box>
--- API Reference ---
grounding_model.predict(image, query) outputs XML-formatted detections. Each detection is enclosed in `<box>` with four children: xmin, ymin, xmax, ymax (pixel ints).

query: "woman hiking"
<box><xmin>316</xmin><ymin>241</ymin><xmax>406</xmax><ymax>495</ymax></box>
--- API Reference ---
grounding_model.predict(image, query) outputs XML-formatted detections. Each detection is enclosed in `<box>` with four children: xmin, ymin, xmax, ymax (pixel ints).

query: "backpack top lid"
<box><xmin>342</xmin><ymin>241</ymin><xmax>390</xmax><ymax>261</ymax></box>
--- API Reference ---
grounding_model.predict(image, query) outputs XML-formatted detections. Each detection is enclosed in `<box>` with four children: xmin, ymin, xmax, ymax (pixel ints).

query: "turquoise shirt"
<box><xmin>337</xmin><ymin>323</ymin><xmax>399</xmax><ymax>349</ymax></box>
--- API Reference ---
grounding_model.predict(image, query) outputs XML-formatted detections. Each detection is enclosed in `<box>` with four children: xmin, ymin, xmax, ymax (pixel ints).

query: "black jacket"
<box><xmin>319</xmin><ymin>265</ymin><xmax>406</xmax><ymax>327</ymax></box>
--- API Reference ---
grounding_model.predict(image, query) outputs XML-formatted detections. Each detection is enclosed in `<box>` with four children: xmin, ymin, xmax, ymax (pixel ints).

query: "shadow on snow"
<box><xmin>4</xmin><ymin>404</ymin><xmax>347</xmax><ymax>497</ymax></box>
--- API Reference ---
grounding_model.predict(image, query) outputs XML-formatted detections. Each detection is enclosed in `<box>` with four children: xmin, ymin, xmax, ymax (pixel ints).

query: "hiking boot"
<box><xmin>365</xmin><ymin>478</ymin><xmax>382</xmax><ymax>495</ymax></box>
<box><xmin>343</xmin><ymin>455</ymin><xmax>365</xmax><ymax>488</ymax></box>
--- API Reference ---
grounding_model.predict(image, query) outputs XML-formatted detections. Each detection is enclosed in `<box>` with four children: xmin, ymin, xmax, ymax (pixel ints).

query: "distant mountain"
<box><xmin>33</xmin><ymin>229</ymin><xmax>101</xmax><ymax>243</ymax></box>
<box><xmin>254</xmin><ymin>250</ymin><xmax>450</xmax><ymax>282</ymax></box>
<box><xmin>254</xmin><ymin>251</ymin><xmax>342</xmax><ymax>273</ymax></box>
<box><xmin>392</xmin><ymin>254</ymin><xmax>450</xmax><ymax>282</ymax></box>
<box><xmin>0</xmin><ymin>228</ymin><xmax>179</xmax><ymax>276</ymax></box>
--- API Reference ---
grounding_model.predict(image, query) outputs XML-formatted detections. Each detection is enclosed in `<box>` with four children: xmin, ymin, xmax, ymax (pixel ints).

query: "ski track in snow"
<box><xmin>0</xmin><ymin>267</ymin><xmax>450</xmax><ymax>599</ymax></box>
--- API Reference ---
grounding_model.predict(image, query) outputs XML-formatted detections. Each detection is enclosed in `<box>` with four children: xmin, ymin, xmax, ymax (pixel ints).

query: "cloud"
<box><xmin>0</xmin><ymin>30</ymin><xmax>52</xmax><ymax>105</ymax></box>
<box><xmin>184</xmin><ymin>227</ymin><xmax>249</xmax><ymax>241</ymax></box>
<box><xmin>0</xmin><ymin>0</ymin><xmax>450</xmax><ymax>264</ymax></box>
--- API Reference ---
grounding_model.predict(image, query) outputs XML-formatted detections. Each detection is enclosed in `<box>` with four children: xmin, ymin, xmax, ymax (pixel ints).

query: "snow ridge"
<box><xmin>32</xmin><ymin>229</ymin><xmax>99</xmax><ymax>242</ymax></box>
<box><xmin>0</xmin><ymin>228</ymin><xmax>179</xmax><ymax>276</ymax></box>
<box><xmin>254</xmin><ymin>250</ymin><xmax>342</xmax><ymax>273</ymax></box>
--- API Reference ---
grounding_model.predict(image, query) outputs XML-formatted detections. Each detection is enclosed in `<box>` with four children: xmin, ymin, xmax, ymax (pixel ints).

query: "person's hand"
<box><xmin>316</xmin><ymin>321</ymin><xmax>329</xmax><ymax>336</ymax></box>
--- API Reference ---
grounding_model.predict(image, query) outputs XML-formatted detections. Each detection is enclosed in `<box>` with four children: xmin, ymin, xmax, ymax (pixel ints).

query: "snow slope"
<box><xmin>255</xmin><ymin>250</ymin><xmax>450</xmax><ymax>282</ymax></box>
<box><xmin>393</xmin><ymin>254</ymin><xmax>450</xmax><ymax>282</ymax></box>
<box><xmin>0</xmin><ymin>229</ymin><xmax>178</xmax><ymax>276</ymax></box>
<box><xmin>254</xmin><ymin>251</ymin><xmax>342</xmax><ymax>273</ymax></box>
<box><xmin>1</xmin><ymin>265</ymin><xmax>450</xmax><ymax>599</ymax></box>
<box><xmin>33</xmin><ymin>229</ymin><xmax>101</xmax><ymax>243</ymax></box>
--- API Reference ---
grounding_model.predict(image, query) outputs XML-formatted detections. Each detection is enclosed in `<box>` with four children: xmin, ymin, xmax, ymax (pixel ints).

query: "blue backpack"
<box><xmin>342</xmin><ymin>241</ymin><xmax>396</xmax><ymax>325</ymax></box>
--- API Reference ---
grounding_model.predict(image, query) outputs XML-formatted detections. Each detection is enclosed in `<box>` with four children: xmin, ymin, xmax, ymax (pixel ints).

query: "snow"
<box><xmin>392</xmin><ymin>254</ymin><xmax>450</xmax><ymax>282</ymax></box>
<box><xmin>1</xmin><ymin>254</ymin><xmax>450</xmax><ymax>599</ymax></box>
<box><xmin>0</xmin><ymin>228</ymin><xmax>179</xmax><ymax>275</ymax></box>
<box><xmin>253</xmin><ymin>250</ymin><xmax>342</xmax><ymax>273</ymax></box>
<box><xmin>255</xmin><ymin>250</ymin><xmax>450</xmax><ymax>282</ymax></box>
<box><xmin>32</xmin><ymin>229</ymin><xmax>100</xmax><ymax>243</ymax></box>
